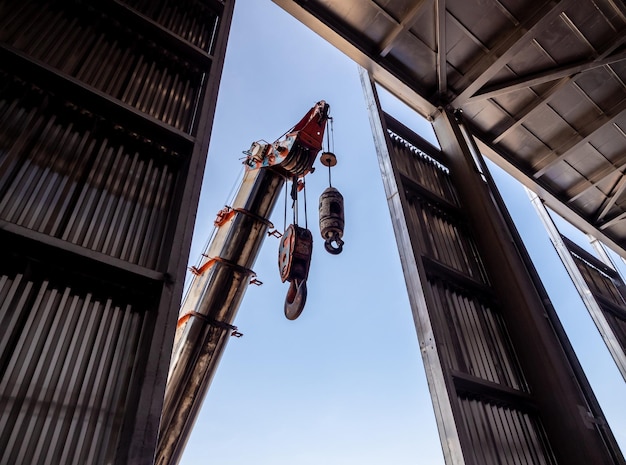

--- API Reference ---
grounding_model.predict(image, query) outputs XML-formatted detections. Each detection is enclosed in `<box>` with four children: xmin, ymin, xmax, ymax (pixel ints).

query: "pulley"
<box><xmin>278</xmin><ymin>224</ymin><xmax>313</xmax><ymax>320</ymax></box>
<box><xmin>319</xmin><ymin>152</ymin><xmax>344</xmax><ymax>255</ymax></box>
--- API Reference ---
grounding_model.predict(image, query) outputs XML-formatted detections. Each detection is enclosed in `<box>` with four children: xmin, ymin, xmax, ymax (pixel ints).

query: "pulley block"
<box><xmin>318</xmin><ymin>186</ymin><xmax>344</xmax><ymax>254</ymax></box>
<box><xmin>278</xmin><ymin>224</ymin><xmax>313</xmax><ymax>320</ymax></box>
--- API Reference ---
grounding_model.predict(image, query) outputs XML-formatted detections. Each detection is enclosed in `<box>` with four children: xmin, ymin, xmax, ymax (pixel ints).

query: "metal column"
<box><xmin>528</xmin><ymin>191</ymin><xmax>626</xmax><ymax>381</ymax></box>
<box><xmin>360</xmin><ymin>67</ymin><xmax>624</xmax><ymax>465</ymax></box>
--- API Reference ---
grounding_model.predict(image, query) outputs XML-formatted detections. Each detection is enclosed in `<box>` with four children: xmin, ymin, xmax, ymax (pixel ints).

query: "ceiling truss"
<box><xmin>273</xmin><ymin>0</ymin><xmax>626</xmax><ymax>258</ymax></box>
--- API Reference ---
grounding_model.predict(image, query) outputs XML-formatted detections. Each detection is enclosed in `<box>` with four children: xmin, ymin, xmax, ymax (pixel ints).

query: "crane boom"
<box><xmin>156</xmin><ymin>101</ymin><xmax>331</xmax><ymax>465</ymax></box>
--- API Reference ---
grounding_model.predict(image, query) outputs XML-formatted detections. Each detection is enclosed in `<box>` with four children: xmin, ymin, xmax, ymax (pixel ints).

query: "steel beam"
<box><xmin>379</xmin><ymin>0</ymin><xmax>430</xmax><ymax>57</ymax></box>
<box><xmin>451</xmin><ymin>0</ymin><xmax>574</xmax><ymax>107</ymax></box>
<box><xmin>468</xmin><ymin>49</ymin><xmax>626</xmax><ymax>104</ymax></box>
<box><xmin>272</xmin><ymin>0</ymin><xmax>437</xmax><ymax>119</ymax></box>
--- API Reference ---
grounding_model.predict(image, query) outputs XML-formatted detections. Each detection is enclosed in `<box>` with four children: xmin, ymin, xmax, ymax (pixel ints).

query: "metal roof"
<box><xmin>272</xmin><ymin>0</ymin><xmax>626</xmax><ymax>258</ymax></box>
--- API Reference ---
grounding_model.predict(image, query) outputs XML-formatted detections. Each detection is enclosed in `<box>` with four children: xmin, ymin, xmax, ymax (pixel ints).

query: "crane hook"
<box><xmin>284</xmin><ymin>279</ymin><xmax>307</xmax><ymax>320</ymax></box>
<box><xmin>324</xmin><ymin>233</ymin><xmax>344</xmax><ymax>254</ymax></box>
<box><xmin>319</xmin><ymin>186</ymin><xmax>344</xmax><ymax>255</ymax></box>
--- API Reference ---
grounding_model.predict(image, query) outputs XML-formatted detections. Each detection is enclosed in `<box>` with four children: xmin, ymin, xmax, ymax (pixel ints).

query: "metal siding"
<box><xmin>429</xmin><ymin>280</ymin><xmax>526</xmax><ymax>390</ymax></box>
<box><xmin>0</xmin><ymin>0</ymin><xmax>234</xmax><ymax>462</ymax></box>
<box><xmin>0</xmin><ymin>0</ymin><xmax>206</xmax><ymax>134</ymax></box>
<box><xmin>0</xmin><ymin>272</ymin><xmax>145</xmax><ymax>464</ymax></box>
<box><xmin>564</xmin><ymin>241</ymin><xmax>626</xmax><ymax>379</ymax></box>
<box><xmin>458</xmin><ymin>396</ymin><xmax>555</xmax><ymax>465</ymax></box>
<box><xmin>0</xmin><ymin>89</ymin><xmax>178</xmax><ymax>269</ymax></box>
<box><xmin>363</xmin><ymin>71</ymin><xmax>623</xmax><ymax>464</ymax></box>
<box><xmin>388</xmin><ymin>124</ymin><xmax>558</xmax><ymax>464</ymax></box>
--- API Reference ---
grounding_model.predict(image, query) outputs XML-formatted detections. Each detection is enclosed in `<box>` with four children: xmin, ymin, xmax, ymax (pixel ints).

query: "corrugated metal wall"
<box><xmin>0</xmin><ymin>83</ymin><xmax>176</xmax><ymax>267</ymax></box>
<box><xmin>0</xmin><ymin>0</ymin><xmax>217</xmax><ymax>134</ymax></box>
<box><xmin>362</xmin><ymin>66</ymin><xmax>623</xmax><ymax>464</ymax></box>
<box><xmin>564</xmin><ymin>237</ymin><xmax>626</xmax><ymax>377</ymax></box>
<box><xmin>0</xmin><ymin>0</ymin><xmax>234</xmax><ymax>463</ymax></box>
<box><xmin>0</xmin><ymin>272</ymin><xmax>144</xmax><ymax>465</ymax></box>
<box><xmin>387</xmin><ymin>129</ymin><xmax>556</xmax><ymax>464</ymax></box>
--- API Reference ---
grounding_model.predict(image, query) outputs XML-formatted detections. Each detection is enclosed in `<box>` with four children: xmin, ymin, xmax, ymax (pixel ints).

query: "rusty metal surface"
<box><xmin>273</xmin><ymin>0</ymin><xmax>626</xmax><ymax>258</ymax></box>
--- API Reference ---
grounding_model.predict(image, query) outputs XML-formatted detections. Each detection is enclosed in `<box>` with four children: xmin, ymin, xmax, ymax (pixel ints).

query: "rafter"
<box><xmin>599</xmin><ymin>210</ymin><xmax>626</xmax><ymax>230</ymax></box>
<box><xmin>448</xmin><ymin>12</ymin><xmax>489</xmax><ymax>53</ymax></box>
<box><xmin>451</xmin><ymin>0</ymin><xmax>574</xmax><ymax>108</ymax></box>
<box><xmin>607</xmin><ymin>0</ymin><xmax>626</xmax><ymax>24</ymax></box>
<box><xmin>461</xmin><ymin>117</ymin><xmax>626</xmax><ymax>257</ymax></box>
<box><xmin>272</xmin><ymin>0</ymin><xmax>437</xmax><ymax>117</ymax></box>
<box><xmin>467</xmin><ymin>49</ymin><xmax>626</xmax><ymax>104</ymax></box>
<box><xmin>596</xmin><ymin>175</ymin><xmax>626</xmax><ymax>222</ymax></box>
<box><xmin>567</xmin><ymin>147</ymin><xmax>626</xmax><ymax>204</ymax></box>
<box><xmin>379</xmin><ymin>0</ymin><xmax>431</xmax><ymax>57</ymax></box>
<box><xmin>435</xmin><ymin>0</ymin><xmax>446</xmax><ymax>95</ymax></box>
<box><xmin>534</xmin><ymin>102</ymin><xmax>626</xmax><ymax>179</ymax></box>
<box><xmin>490</xmin><ymin>36</ymin><xmax>626</xmax><ymax>144</ymax></box>
<box><xmin>492</xmin><ymin>0</ymin><xmax>519</xmax><ymax>26</ymax></box>
<box><xmin>492</xmin><ymin>78</ymin><xmax>573</xmax><ymax>144</ymax></box>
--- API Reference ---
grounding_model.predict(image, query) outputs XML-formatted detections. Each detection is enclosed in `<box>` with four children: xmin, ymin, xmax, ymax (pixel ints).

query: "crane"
<box><xmin>156</xmin><ymin>101</ymin><xmax>339</xmax><ymax>465</ymax></box>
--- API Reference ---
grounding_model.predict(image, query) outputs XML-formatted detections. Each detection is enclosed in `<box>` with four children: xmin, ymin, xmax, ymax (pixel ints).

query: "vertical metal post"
<box><xmin>528</xmin><ymin>191</ymin><xmax>626</xmax><ymax>381</ymax></box>
<box><xmin>359</xmin><ymin>67</ymin><xmax>465</xmax><ymax>465</ymax></box>
<box><xmin>588</xmin><ymin>234</ymin><xmax>626</xmax><ymax>276</ymax></box>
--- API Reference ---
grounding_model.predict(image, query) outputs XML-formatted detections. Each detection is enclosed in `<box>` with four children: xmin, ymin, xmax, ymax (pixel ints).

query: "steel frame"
<box><xmin>361</xmin><ymin>66</ymin><xmax>624</xmax><ymax>465</ymax></box>
<box><xmin>528</xmin><ymin>191</ymin><xmax>626</xmax><ymax>381</ymax></box>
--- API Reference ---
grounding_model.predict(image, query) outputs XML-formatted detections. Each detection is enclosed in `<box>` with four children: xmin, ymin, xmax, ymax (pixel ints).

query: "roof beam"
<box><xmin>492</xmin><ymin>77</ymin><xmax>573</xmax><ymax>144</ymax></box>
<box><xmin>271</xmin><ymin>0</ymin><xmax>437</xmax><ymax>118</ymax></box>
<box><xmin>491</xmin><ymin>36</ymin><xmax>626</xmax><ymax>144</ymax></box>
<box><xmin>379</xmin><ymin>0</ymin><xmax>430</xmax><ymax>57</ymax></box>
<box><xmin>596</xmin><ymin>174</ymin><xmax>626</xmax><ymax>222</ymax></box>
<box><xmin>463</xmin><ymin>119</ymin><xmax>626</xmax><ymax>258</ymax></box>
<box><xmin>451</xmin><ymin>0</ymin><xmax>574</xmax><ymax>108</ymax></box>
<box><xmin>606</xmin><ymin>0</ymin><xmax>626</xmax><ymax>24</ymax></box>
<box><xmin>533</xmin><ymin>100</ymin><xmax>626</xmax><ymax>179</ymax></box>
<box><xmin>467</xmin><ymin>49</ymin><xmax>626</xmax><ymax>104</ymax></box>
<box><xmin>448</xmin><ymin>12</ymin><xmax>489</xmax><ymax>53</ymax></box>
<box><xmin>435</xmin><ymin>0</ymin><xmax>446</xmax><ymax>96</ymax></box>
<box><xmin>567</xmin><ymin>148</ymin><xmax>626</xmax><ymax>203</ymax></box>
<box><xmin>492</xmin><ymin>0</ymin><xmax>519</xmax><ymax>26</ymax></box>
<box><xmin>599</xmin><ymin>210</ymin><xmax>626</xmax><ymax>230</ymax></box>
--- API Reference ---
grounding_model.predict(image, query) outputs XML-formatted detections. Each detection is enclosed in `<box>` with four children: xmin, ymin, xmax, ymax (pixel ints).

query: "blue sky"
<box><xmin>179</xmin><ymin>1</ymin><xmax>626</xmax><ymax>463</ymax></box>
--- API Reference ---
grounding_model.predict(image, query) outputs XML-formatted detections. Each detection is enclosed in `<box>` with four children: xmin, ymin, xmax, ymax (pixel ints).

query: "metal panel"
<box><xmin>570</xmin><ymin>244</ymin><xmax>626</xmax><ymax>373</ymax></box>
<box><xmin>528</xmin><ymin>191</ymin><xmax>626</xmax><ymax>380</ymax></box>
<box><xmin>0</xmin><ymin>86</ymin><xmax>177</xmax><ymax>269</ymax></box>
<box><xmin>0</xmin><ymin>270</ymin><xmax>145</xmax><ymax>465</ymax></box>
<box><xmin>361</xmin><ymin>68</ymin><xmax>624</xmax><ymax>465</ymax></box>
<box><xmin>0</xmin><ymin>0</ymin><xmax>205</xmax><ymax>134</ymax></box>
<box><xmin>0</xmin><ymin>0</ymin><xmax>235</xmax><ymax>463</ymax></box>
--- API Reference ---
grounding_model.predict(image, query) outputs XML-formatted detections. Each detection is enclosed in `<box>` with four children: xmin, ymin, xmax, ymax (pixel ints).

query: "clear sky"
<box><xmin>179</xmin><ymin>1</ymin><xmax>626</xmax><ymax>463</ymax></box>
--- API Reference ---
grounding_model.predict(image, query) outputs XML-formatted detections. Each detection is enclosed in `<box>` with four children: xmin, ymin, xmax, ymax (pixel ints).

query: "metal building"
<box><xmin>2</xmin><ymin>0</ymin><xmax>626</xmax><ymax>464</ymax></box>
<box><xmin>361</xmin><ymin>73</ymin><xmax>623</xmax><ymax>464</ymax></box>
<box><xmin>270</xmin><ymin>0</ymin><xmax>626</xmax><ymax>464</ymax></box>
<box><xmin>0</xmin><ymin>0</ymin><xmax>234</xmax><ymax>463</ymax></box>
